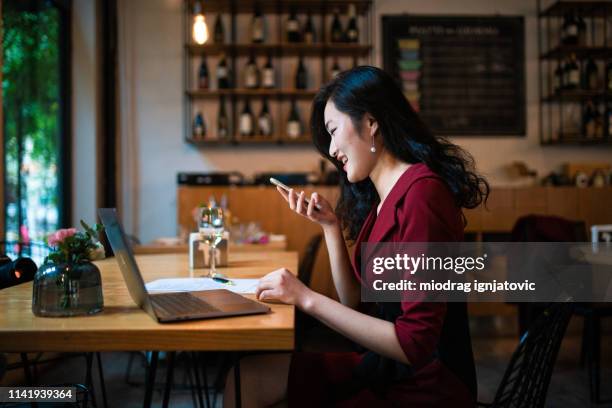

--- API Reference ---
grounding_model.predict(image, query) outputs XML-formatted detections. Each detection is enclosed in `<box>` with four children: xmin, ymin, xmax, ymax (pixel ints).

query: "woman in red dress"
<box><xmin>224</xmin><ymin>66</ymin><xmax>489</xmax><ymax>407</ymax></box>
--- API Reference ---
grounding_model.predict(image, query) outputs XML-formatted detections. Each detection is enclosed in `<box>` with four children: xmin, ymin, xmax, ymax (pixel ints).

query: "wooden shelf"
<box><xmin>187</xmin><ymin>89</ymin><xmax>318</xmax><ymax>98</ymax></box>
<box><xmin>541</xmin><ymin>136</ymin><xmax>612</xmax><ymax>146</ymax></box>
<box><xmin>540</xmin><ymin>46</ymin><xmax>612</xmax><ymax>60</ymax></box>
<box><xmin>183</xmin><ymin>0</ymin><xmax>372</xmax><ymax>146</ymax></box>
<box><xmin>542</xmin><ymin>90</ymin><xmax>607</xmax><ymax>102</ymax></box>
<box><xmin>186</xmin><ymin>135</ymin><xmax>312</xmax><ymax>146</ymax></box>
<box><xmin>187</xmin><ymin>43</ymin><xmax>372</xmax><ymax>56</ymax></box>
<box><xmin>540</xmin><ymin>1</ymin><xmax>612</xmax><ymax>18</ymax></box>
<box><xmin>192</xmin><ymin>0</ymin><xmax>372</xmax><ymax>14</ymax></box>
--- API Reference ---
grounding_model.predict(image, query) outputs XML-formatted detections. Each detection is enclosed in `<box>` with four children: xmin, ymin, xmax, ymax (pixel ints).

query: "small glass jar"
<box><xmin>32</xmin><ymin>262</ymin><xmax>104</xmax><ymax>317</ymax></box>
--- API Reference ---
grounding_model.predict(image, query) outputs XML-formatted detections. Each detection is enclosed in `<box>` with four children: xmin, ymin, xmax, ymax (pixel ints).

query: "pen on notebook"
<box><xmin>212</xmin><ymin>276</ymin><xmax>235</xmax><ymax>285</ymax></box>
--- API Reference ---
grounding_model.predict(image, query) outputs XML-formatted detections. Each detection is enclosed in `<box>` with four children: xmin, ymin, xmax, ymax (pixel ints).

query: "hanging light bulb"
<box><xmin>192</xmin><ymin>1</ymin><xmax>209</xmax><ymax>45</ymax></box>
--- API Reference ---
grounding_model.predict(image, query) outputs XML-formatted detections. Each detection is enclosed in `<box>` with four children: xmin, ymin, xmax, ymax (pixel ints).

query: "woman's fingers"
<box><xmin>296</xmin><ymin>191</ymin><xmax>306</xmax><ymax>214</ymax></box>
<box><xmin>306</xmin><ymin>193</ymin><xmax>316</xmax><ymax>217</ymax></box>
<box><xmin>288</xmin><ymin>189</ymin><xmax>296</xmax><ymax>210</ymax></box>
<box><xmin>276</xmin><ymin>186</ymin><xmax>289</xmax><ymax>202</ymax></box>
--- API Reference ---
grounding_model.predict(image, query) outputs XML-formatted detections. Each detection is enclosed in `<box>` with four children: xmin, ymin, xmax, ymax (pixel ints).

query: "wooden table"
<box><xmin>0</xmin><ymin>251</ymin><xmax>297</xmax><ymax>352</ymax></box>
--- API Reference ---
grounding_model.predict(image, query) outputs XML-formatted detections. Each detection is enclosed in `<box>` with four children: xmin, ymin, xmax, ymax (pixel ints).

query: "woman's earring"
<box><xmin>370</xmin><ymin>137</ymin><xmax>376</xmax><ymax>153</ymax></box>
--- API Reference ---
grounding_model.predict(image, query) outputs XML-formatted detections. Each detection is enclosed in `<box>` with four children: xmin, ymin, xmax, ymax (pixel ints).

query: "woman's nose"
<box><xmin>328</xmin><ymin>138</ymin><xmax>338</xmax><ymax>158</ymax></box>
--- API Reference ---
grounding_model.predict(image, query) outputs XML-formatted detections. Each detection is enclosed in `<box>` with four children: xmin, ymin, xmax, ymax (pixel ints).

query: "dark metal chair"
<box><xmin>479</xmin><ymin>302</ymin><xmax>575</xmax><ymax>408</ymax></box>
<box><xmin>511</xmin><ymin>215</ymin><xmax>612</xmax><ymax>403</ymax></box>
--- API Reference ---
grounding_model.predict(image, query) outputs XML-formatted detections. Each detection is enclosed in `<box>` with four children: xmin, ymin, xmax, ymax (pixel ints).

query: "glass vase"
<box><xmin>32</xmin><ymin>262</ymin><xmax>104</xmax><ymax>317</ymax></box>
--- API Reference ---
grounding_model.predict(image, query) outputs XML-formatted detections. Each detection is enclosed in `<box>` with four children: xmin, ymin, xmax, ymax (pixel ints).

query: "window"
<box><xmin>2</xmin><ymin>0</ymin><xmax>70</xmax><ymax>262</ymax></box>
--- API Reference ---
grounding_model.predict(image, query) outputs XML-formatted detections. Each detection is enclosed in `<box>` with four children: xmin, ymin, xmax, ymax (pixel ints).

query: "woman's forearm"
<box><xmin>322</xmin><ymin>223</ymin><xmax>360</xmax><ymax>308</ymax></box>
<box><xmin>301</xmin><ymin>291</ymin><xmax>409</xmax><ymax>365</ymax></box>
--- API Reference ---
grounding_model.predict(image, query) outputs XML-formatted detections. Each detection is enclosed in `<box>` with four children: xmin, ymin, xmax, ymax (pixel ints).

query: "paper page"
<box><xmin>145</xmin><ymin>278</ymin><xmax>259</xmax><ymax>294</ymax></box>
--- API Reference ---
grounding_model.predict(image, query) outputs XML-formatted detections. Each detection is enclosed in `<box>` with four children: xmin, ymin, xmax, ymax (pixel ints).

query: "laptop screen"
<box><xmin>98</xmin><ymin>208</ymin><xmax>150</xmax><ymax>309</ymax></box>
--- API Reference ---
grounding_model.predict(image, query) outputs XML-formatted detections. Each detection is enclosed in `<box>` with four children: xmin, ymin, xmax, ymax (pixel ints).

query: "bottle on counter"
<box><xmin>245</xmin><ymin>53</ymin><xmax>260</xmax><ymax>89</ymax></box>
<box><xmin>198</xmin><ymin>56</ymin><xmax>209</xmax><ymax>89</ymax></box>
<box><xmin>240</xmin><ymin>98</ymin><xmax>254</xmax><ymax>137</ymax></box>
<box><xmin>287</xmin><ymin>98</ymin><xmax>302</xmax><ymax>139</ymax></box>
<box><xmin>217</xmin><ymin>53</ymin><xmax>230</xmax><ymax>89</ymax></box>
<box><xmin>345</xmin><ymin>4</ymin><xmax>358</xmax><ymax>43</ymax></box>
<box><xmin>217</xmin><ymin>95</ymin><xmax>230</xmax><ymax>140</ymax></box>
<box><xmin>330</xmin><ymin>9</ymin><xmax>344</xmax><ymax>43</ymax></box>
<box><xmin>193</xmin><ymin>112</ymin><xmax>206</xmax><ymax>139</ymax></box>
<box><xmin>295</xmin><ymin>55</ymin><xmax>308</xmax><ymax>89</ymax></box>
<box><xmin>214</xmin><ymin>14</ymin><xmax>225</xmax><ymax>44</ymax></box>
<box><xmin>262</xmin><ymin>54</ymin><xmax>275</xmax><ymax>89</ymax></box>
<box><xmin>286</xmin><ymin>7</ymin><xmax>301</xmax><ymax>43</ymax></box>
<box><xmin>251</xmin><ymin>3</ymin><xmax>265</xmax><ymax>43</ymax></box>
<box><xmin>258</xmin><ymin>98</ymin><xmax>273</xmax><ymax>137</ymax></box>
<box><xmin>304</xmin><ymin>12</ymin><xmax>316</xmax><ymax>44</ymax></box>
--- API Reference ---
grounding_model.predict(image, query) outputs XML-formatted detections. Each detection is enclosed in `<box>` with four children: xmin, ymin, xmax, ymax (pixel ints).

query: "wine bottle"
<box><xmin>564</xmin><ymin>54</ymin><xmax>579</xmax><ymax>89</ymax></box>
<box><xmin>606</xmin><ymin>60</ymin><xmax>612</xmax><ymax>91</ymax></box>
<box><xmin>304</xmin><ymin>12</ymin><xmax>316</xmax><ymax>44</ymax></box>
<box><xmin>564</xmin><ymin>12</ymin><xmax>579</xmax><ymax>45</ymax></box>
<box><xmin>330</xmin><ymin>9</ymin><xmax>344</xmax><ymax>43</ymax></box>
<box><xmin>605</xmin><ymin>103</ymin><xmax>612</xmax><ymax>138</ymax></box>
<box><xmin>582</xmin><ymin>57</ymin><xmax>598</xmax><ymax>90</ymax></box>
<box><xmin>217</xmin><ymin>96</ymin><xmax>229</xmax><ymax>140</ymax></box>
<box><xmin>194</xmin><ymin>112</ymin><xmax>206</xmax><ymax>139</ymax></box>
<box><xmin>287</xmin><ymin>99</ymin><xmax>302</xmax><ymax>139</ymax></box>
<box><xmin>214</xmin><ymin>14</ymin><xmax>225</xmax><ymax>44</ymax></box>
<box><xmin>245</xmin><ymin>54</ymin><xmax>260</xmax><ymax>89</ymax></box>
<box><xmin>198</xmin><ymin>56</ymin><xmax>209</xmax><ymax>89</ymax></box>
<box><xmin>594</xmin><ymin>102</ymin><xmax>604</xmax><ymax>139</ymax></box>
<box><xmin>240</xmin><ymin>98</ymin><xmax>254</xmax><ymax>137</ymax></box>
<box><xmin>577</xmin><ymin>15</ymin><xmax>587</xmax><ymax>46</ymax></box>
<box><xmin>251</xmin><ymin>3</ymin><xmax>265</xmax><ymax>43</ymax></box>
<box><xmin>295</xmin><ymin>55</ymin><xmax>308</xmax><ymax>89</ymax></box>
<box><xmin>345</xmin><ymin>4</ymin><xmax>358</xmax><ymax>43</ymax></box>
<box><xmin>286</xmin><ymin>7</ymin><xmax>301</xmax><ymax>43</ymax></box>
<box><xmin>583</xmin><ymin>100</ymin><xmax>595</xmax><ymax>138</ymax></box>
<box><xmin>258</xmin><ymin>98</ymin><xmax>273</xmax><ymax>137</ymax></box>
<box><xmin>262</xmin><ymin>54</ymin><xmax>275</xmax><ymax>89</ymax></box>
<box><xmin>217</xmin><ymin>53</ymin><xmax>230</xmax><ymax>89</ymax></box>
<box><xmin>331</xmin><ymin>58</ymin><xmax>341</xmax><ymax>79</ymax></box>
<box><xmin>553</xmin><ymin>61</ymin><xmax>564</xmax><ymax>93</ymax></box>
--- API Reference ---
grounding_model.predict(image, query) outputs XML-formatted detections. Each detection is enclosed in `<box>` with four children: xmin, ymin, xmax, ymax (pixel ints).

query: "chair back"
<box><xmin>298</xmin><ymin>234</ymin><xmax>323</xmax><ymax>287</ymax></box>
<box><xmin>491</xmin><ymin>302</ymin><xmax>574</xmax><ymax>408</ymax></box>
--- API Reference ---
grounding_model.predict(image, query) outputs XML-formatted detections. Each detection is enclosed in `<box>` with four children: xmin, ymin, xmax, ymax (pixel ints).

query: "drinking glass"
<box><xmin>199</xmin><ymin>206</ymin><xmax>225</xmax><ymax>277</ymax></box>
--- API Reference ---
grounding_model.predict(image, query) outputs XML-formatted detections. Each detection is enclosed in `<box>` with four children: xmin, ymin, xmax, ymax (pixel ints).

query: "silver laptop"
<box><xmin>98</xmin><ymin>208</ymin><xmax>270</xmax><ymax>323</ymax></box>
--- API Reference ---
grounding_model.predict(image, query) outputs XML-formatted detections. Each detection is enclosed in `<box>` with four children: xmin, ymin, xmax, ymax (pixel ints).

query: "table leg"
<box><xmin>96</xmin><ymin>352</ymin><xmax>108</xmax><ymax>408</ymax></box>
<box><xmin>234</xmin><ymin>357</ymin><xmax>242</xmax><ymax>408</ymax></box>
<box><xmin>144</xmin><ymin>351</ymin><xmax>159</xmax><ymax>408</ymax></box>
<box><xmin>162</xmin><ymin>351</ymin><xmax>176</xmax><ymax>408</ymax></box>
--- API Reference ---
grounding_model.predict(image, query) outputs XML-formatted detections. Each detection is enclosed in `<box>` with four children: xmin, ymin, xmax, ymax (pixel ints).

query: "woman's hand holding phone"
<box><xmin>275</xmin><ymin>186</ymin><xmax>338</xmax><ymax>228</ymax></box>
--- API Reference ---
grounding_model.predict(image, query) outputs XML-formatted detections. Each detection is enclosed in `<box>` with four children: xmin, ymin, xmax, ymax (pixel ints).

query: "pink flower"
<box><xmin>47</xmin><ymin>228</ymin><xmax>78</xmax><ymax>247</ymax></box>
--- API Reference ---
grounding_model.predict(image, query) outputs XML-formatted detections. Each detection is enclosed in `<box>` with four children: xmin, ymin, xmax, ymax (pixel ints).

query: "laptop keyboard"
<box><xmin>151</xmin><ymin>292</ymin><xmax>221</xmax><ymax>317</ymax></box>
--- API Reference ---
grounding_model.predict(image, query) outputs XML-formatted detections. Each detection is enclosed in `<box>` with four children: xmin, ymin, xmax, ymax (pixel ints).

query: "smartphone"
<box><xmin>269</xmin><ymin>177</ymin><xmax>321</xmax><ymax>211</ymax></box>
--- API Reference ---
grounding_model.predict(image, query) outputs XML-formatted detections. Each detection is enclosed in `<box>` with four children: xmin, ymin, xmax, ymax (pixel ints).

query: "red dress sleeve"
<box><xmin>393</xmin><ymin>177</ymin><xmax>464</xmax><ymax>369</ymax></box>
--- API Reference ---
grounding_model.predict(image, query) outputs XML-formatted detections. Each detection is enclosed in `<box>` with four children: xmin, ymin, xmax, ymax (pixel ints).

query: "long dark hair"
<box><xmin>311</xmin><ymin>66</ymin><xmax>489</xmax><ymax>242</ymax></box>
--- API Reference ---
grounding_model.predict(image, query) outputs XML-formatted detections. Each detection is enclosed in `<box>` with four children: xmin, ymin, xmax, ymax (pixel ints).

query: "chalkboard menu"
<box><xmin>382</xmin><ymin>16</ymin><xmax>525</xmax><ymax>136</ymax></box>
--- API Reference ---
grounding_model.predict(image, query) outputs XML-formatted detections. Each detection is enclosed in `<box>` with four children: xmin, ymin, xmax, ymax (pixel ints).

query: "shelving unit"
<box><xmin>537</xmin><ymin>0</ymin><xmax>612</xmax><ymax>146</ymax></box>
<box><xmin>183</xmin><ymin>0</ymin><xmax>373</xmax><ymax>146</ymax></box>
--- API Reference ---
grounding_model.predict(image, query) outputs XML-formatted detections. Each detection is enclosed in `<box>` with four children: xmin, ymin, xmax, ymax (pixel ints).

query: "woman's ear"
<box><xmin>367</xmin><ymin>114</ymin><xmax>379</xmax><ymax>137</ymax></box>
